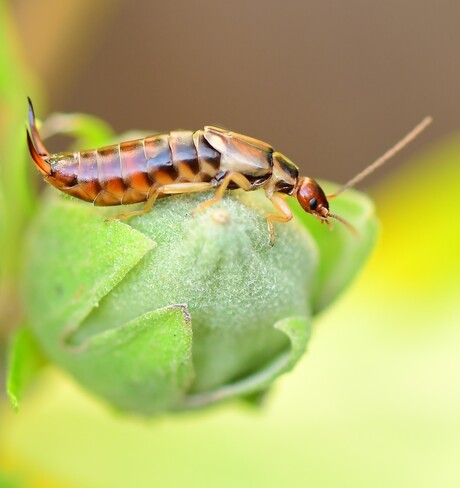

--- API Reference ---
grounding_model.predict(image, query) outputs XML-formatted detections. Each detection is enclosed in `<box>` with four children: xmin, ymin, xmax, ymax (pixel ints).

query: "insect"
<box><xmin>26</xmin><ymin>98</ymin><xmax>431</xmax><ymax>244</ymax></box>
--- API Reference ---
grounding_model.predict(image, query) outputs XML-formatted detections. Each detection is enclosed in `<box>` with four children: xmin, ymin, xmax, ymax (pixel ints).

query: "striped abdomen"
<box><xmin>45</xmin><ymin>131</ymin><xmax>225</xmax><ymax>206</ymax></box>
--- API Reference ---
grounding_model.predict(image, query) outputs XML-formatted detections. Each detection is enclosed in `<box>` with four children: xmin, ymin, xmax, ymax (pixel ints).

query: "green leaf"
<box><xmin>64</xmin><ymin>305</ymin><xmax>194</xmax><ymax>415</ymax></box>
<box><xmin>23</xmin><ymin>193</ymin><xmax>156</xmax><ymax>353</ymax></box>
<box><xmin>178</xmin><ymin>315</ymin><xmax>311</xmax><ymax>409</ymax></box>
<box><xmin>6</xmin><ymin>326</ymin><xmax>47</xmax><ymax>412</ymax></box>
<box><xmin>41</xmin><ymin>112</ymin><xmax>115</xmax><ymax>149</ymax></box>
<box><xmin>289</xmin><ymin>185</ymin><xmax>379</xmax><ymax>313</ymax></box>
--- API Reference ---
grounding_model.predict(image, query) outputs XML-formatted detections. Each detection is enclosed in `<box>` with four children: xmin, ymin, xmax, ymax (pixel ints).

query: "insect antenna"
<box><xmin>327</xmin><ymin>211</ymin><xmax>358</xmax><ymax>236</ymax></box>
<box><xmin>328</xmin><ymin>116</ymin><xmax>433</xmax><ymax>199</ymax></box>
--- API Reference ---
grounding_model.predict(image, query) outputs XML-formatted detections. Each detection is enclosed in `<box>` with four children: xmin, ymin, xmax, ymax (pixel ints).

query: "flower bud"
<box><xmin>18</xmin><ymin>186</ymin><xmax>377</xmax><ymax>415</ymax></box>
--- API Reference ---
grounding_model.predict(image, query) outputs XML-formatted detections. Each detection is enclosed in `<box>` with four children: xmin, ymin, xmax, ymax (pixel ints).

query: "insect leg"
<box><xmin>266</xmin><ymin>194</ymin><xmax>293</xmax><ymax>246</ymax></box>
<box><xmin>106</xmin><ymin>182</ymin><xmax>214</xmax><ymax>221</ymax></box>
<box><xmin>193</xmin><ymin>171</ymin><xmax>253</xmax><ymax>213</ymax></box>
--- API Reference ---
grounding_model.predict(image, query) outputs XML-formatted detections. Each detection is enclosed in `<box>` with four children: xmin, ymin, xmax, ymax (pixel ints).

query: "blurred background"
<box><xmin>0</xmin><ymin>0</ymin><xmax>459</xmax><ymax>487</ymax></box>
<box><xmin>12</xmin><ymin>0</ymin><xmax>458</xmax><ymax>181</ymax></box>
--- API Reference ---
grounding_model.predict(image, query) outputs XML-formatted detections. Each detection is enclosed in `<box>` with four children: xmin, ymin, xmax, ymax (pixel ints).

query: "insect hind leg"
<box><xmin>105</xmin><ymin>182</ymin><xmax>214</xmax><ymax>222</ymax></box>
<box><xmin>193</xmin><ymin>172</ymin><xmax>252</xmax><ymax>214</ymax></box>
<box><xmin>105</xmin><ymin>187</ymin><xmax>160</xmax><ymax>222</ymax></box>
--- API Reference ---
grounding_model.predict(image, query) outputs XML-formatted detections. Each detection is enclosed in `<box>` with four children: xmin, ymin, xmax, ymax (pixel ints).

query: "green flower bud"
<box><xmin>15</xmin><ymin>186</ymin><xmax>377</xmax><ymax>415</ymax></box>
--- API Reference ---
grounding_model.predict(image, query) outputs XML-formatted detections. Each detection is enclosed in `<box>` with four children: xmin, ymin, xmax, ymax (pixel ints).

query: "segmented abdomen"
<box><xmin>49</xmin><ymin>131</ymin><xmax>222</xmax><ymax>205</ymax></box>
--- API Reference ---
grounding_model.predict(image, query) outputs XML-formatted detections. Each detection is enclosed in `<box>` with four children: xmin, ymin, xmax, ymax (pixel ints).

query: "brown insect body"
<box><xmin>27</xmin><ymin>99</ymin><xmax>432</xmax><ymax>243</ymax></box>
<box><xmin>28</xmin><ymin>118</ymin><xmax>297</xmax><ymax>203</ymax></box>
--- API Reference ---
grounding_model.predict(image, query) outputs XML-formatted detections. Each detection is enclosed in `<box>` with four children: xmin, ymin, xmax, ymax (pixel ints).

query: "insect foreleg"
<box><xmin>193</xmin><ymin>171</ymin><xmax>253</xmax><ymax>214</ymax></box>
<box><xmin>106</xmin><ymin>182</ymin><xmax>214</xmax><ymax>221</ymax></box>
<box><xmin>266</xmin><ymin>194</ymin><xmax>293</xmax><ymax>246</ymax></box>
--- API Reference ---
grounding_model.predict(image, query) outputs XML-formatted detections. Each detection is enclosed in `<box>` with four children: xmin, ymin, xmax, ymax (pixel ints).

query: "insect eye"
<box><xmin>309</xmin><ymin>197</ymin><xmax>318</xmax><ymax>210</ymax></box>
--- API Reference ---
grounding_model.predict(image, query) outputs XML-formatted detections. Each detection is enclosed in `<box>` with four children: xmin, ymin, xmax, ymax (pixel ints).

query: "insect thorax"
<box><xmin>268</xmin><ymin>152</ymin><xmax>299</xmax><ymax>195</ymax></box>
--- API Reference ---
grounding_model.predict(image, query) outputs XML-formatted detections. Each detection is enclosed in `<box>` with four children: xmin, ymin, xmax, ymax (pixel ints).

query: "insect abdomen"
<box><xmin>50</xmin><ymin>147</ymin><xmax>126</xmax><ymax>205</ymax></box>
<box><xmin>48</xmin><ymin>130</ymin><xmax>222</xmax><ymax>205</ymax></box>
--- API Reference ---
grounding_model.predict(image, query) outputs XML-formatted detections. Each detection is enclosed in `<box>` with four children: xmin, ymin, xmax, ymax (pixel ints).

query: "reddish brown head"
<box><xmin>296</xmin><ymin>177</ymin><xmax>356</xmax><ymax>233</ymax></box>
<box><xmin>296</xmin><ymin>177</ymin><xmax>329</xmax><ymax>219</ymax></box>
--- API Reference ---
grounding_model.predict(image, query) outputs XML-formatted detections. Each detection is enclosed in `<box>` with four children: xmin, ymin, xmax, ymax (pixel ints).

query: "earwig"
<box><xmin>26</xmin><ymin>98</ymin><xmax>432</xmax><ymax>244</ymax></box>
